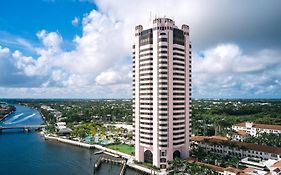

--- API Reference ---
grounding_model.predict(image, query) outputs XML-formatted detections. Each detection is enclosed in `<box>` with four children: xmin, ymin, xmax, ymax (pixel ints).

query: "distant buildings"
<box><xmin>41</xmin><ymin>105</ymin><xmax>63</xmax><ymax>120</ymax></box>
<box><xmin>133</xmin><ymin>17</ymin><xmax>192</xmax><ymax>168</ymax></box>
<box><xmin>232</xmin><ymin>122</ymin><xmax>281</xmax><ymax>137</ymax></box>
<box><xmin>0</xmin><ymin>102</ymin><xmax>8</xmax><ymax>108</ymax></box>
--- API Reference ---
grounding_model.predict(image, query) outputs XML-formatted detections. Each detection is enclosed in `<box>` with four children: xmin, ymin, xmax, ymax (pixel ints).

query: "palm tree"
<box><xmin>168</xmin><ymin>158</ymin><xmax>184</xmax><ymax>174</ymax></box>
<box><xmin>184</xmin><ymin>162</ymin><xmax>214</xmax><ymax>175</ymax></box>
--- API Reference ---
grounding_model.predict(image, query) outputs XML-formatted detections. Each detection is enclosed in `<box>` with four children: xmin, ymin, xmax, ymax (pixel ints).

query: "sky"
<box><xmin>0</xmin><ymin>0</ymin><xmax>281</xmax><ymax>99</ymax></box>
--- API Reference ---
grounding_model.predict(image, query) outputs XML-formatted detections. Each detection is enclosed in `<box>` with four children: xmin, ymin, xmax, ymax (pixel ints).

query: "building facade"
<box><xmin>232</xmin><ymin>122</ymin><xmax>281</xmax><ymax>137</ymax></box>
<box><xmin>132</xmin><ymin>18</ymin><xmax>192</xmax><ymax>168</ymax></box>
<box><xmin>192</xmin><ymin>136</ymin><xmax>281</xmax><ymax>161</ymax></box>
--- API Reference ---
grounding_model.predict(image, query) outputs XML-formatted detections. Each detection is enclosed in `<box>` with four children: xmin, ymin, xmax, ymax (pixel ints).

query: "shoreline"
<box><xmin>0</xmin><ymin>103</ymin><xmax>161</xmax><ymax>174</ymax></box>
<box><xmin>0</xmin><ymin>109</ymin><xmax>15</xmax><ymax>122</ymax></box>
<box><xmin>43</xmin><ymin>134</ymin><xmax>131</xmax><ymax>158</ymax></box>
<box><xmin>6</xmin><ymin>103</ymin><xmax>164</xmax><ymax>175</ymax></box>
<box><xmin>43</xmin><ymin>134</ymin><xmax>163</xmax><ymax>175</ymax></box>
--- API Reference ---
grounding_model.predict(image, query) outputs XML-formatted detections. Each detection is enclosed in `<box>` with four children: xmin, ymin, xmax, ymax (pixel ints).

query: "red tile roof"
<box><xmin>192</xmin><ymin>135</ymin><xmax>228</xmax><ymax>142</ymax></box>
<box><xmin>192</xmin><ymin>135</ymin><xmax>281</xmax><ymax>155</ymax></box>
<box><xmin>196</xmin><ymin>162</ymin><xmax>224</xmax><ymax>172</ymax></box>
<box><xmin>196</xmin><ymin>162</ymin><xmax>248</xmax><ymax>175</ymax></box>
<box><xmin>225</xmin><ymin>167</ymin><xmax>243</xmax><ymax>173</ymax></box>
<box><xmin>272</xmin><ymin>160</ymin><xmax>281</xmax><ymax>168</ymax></box>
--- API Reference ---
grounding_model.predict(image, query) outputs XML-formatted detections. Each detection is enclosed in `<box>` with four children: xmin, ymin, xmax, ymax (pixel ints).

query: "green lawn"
<box><xmin>107</xmin><ymin>144</ymin><xmax>135</xmax><ymax>155</ymax></box>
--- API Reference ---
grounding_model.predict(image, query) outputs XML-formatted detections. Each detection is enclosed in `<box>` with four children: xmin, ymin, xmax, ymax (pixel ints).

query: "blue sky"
<box><xmin>0</xmin><ymin>0</ymin><xmax>95</xmax><ymax>54</ymax></box>
<box><xmin>0</xmin><ymin>0</ymin><xmax>281</xmax><ymax>99</ymax></box>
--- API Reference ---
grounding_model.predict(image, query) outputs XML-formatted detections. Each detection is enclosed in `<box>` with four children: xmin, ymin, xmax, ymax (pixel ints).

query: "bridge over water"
<box><xmin>0</xmin><ymin>125</ymin><xmax>46</xmax><ymax>132</ymax></box>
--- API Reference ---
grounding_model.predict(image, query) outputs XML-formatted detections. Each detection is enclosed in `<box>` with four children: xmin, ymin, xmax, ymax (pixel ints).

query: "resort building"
<box><xmin>192</xmin><ymin>136</ymin><xmax>281</xmax><ymax>161</ymax></box>
<box><xmin>232</xmin><ymin>122</ymin><xmax>281</xmax><ymax>137</ymax></box>
<box><xmin>132</xmin><ymin>17</ymin><xmax>192</xmax><ymax>168</ymax></box>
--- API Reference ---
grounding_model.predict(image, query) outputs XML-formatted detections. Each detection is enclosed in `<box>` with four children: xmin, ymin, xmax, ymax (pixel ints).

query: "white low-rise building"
<box><xmin>240</xmin><ymin>157</ymin><xmax>277</xmax><ymax>171</ymax></box>
<box><xmin>232</xmin><ymin>122</ymin><xmax>281</xmax><ymax>137</ymax></box>
<box><xmin>55</xmin><ymin>122</ymin><xmax>72</xmax><ymax>135</ymax></box>
<box><xmin>55</xmin><ymin>122</ymin><xmax>67</xmax><ymax>130</ymax></box>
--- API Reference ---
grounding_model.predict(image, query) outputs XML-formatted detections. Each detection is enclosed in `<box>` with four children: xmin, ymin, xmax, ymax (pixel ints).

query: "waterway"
<box><xmin>0</xmin><ymin>105</ymin><xmax>142</xmax><ymax>175</ymax></box>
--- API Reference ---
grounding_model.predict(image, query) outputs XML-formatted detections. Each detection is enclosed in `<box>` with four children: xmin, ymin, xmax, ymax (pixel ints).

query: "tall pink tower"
<box><xmin>132</xmin><ymin>18</ymin><xmax>192</xmax><ymax>169</ymax></box>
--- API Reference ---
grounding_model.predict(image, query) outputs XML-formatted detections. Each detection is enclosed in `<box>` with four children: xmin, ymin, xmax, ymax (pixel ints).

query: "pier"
<box><xmin>0</xmin><ymin>125</ymin><xmax>46</xmax><ymax>132</ymax></box>
<box><xmin>94</xmin><ymin>156</ymin><xmax>127</xmax><ymax>175</ymax></box>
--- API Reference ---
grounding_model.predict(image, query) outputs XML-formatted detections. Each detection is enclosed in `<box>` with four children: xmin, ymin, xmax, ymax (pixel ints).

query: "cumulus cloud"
<box><xmin>96</xmin><ymin>65</ymin><xmax>131</xmax><ymax>85</ymax></box>
<box><xmin>193</xmin><ymin>44</ymin><xmax>281</xmax><ymax>98</ymax></box>
<box><xmin>95</xmin><ymin>0</ymin><xmax>281</xmax><ymax>50</ymax></box>
<box><xmin>5</xmin><ymin>10</ymin><xmax>130</xmax><ymax>91</ymax></box>
<box><xmin>36</xmin><ymin>30</ymin><xmax>62</xmax><ymax>53</ymax></box>
<box><xmin>1</xmin><ymin>0</ymin><xmax>281</xmax><ymax>98</ymax></box>
<box><xmin>0</xmin><ymin>45</ymin><xmax>44</xmax><ymax>87</ymax></box>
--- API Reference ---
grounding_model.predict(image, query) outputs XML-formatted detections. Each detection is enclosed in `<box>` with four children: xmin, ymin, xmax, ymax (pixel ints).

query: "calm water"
<box><xmin>0</xmin><ymin>105</ymin><xmax>142</xmax><ymax>175</ymax></box>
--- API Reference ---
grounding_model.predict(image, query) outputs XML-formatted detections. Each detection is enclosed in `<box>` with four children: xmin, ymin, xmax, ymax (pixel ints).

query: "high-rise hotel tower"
<box><xmin>132</xmin><ymin>18</ymin><xmax>192</xmax><ymax>169</ymax></box>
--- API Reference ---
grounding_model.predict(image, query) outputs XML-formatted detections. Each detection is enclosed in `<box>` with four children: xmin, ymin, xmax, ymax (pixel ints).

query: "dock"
<box><xmin>94</xmin><ymin>156</ymin><xmax>127</xmax><ymax>175</ymax></box>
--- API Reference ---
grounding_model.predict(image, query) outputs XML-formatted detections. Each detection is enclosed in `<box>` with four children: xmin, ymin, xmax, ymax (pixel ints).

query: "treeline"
<box><xmin>192</xmin><ymin>100</ymin><xmax>281</xmax><ymax>136</ymax></box>
<box><xmin>54</xmin><ymin>101</ymin><xmax>132</xmax><ymax>123</ymax></box>
<box><xmin>18</xmin><ymin>99</ymin><xmax>133</xmax><ymax>124</ymax></box>
<box><xmin>245</xmin><ymin>133</ymin><xmax>281</xmax><ymax>147</ymax></box>
<box><xmin>193</xmin><ymin>100</ymin><xmax>281</xmax><ymax>117</ymax></box>
<box><xmin>7</xmin><ymin>99</ymin><xmax>281</xmax><ymax>134</ymax></box>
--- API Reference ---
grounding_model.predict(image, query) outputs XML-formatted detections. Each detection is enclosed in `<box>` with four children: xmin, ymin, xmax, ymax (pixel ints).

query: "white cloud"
<box><xmin>71</xmin><ymin>17</ymin><xmax>79</xmax><ymax>26</ymax></box>
<box><xmin>12</xmin><ymin>50</ymin><xmax>38</xmax><ymax>76</ymax></box>
<box><xmin>96</xmin><ymin>65</ymin><xmax>131</xmax><ymax>85</ymax></box>
<box><xmin>193</xmin><ymin>44</ymin><xmax>281</xmax><ymax>98</ymax></box>
<box><xmin>1</xmin><ymin>0</ymin><xmax>281</xmax><ymax>98</ymax></box>
<box><xmin>10</xmin><ymin>11</ymin><xmax>130</xmax><ymax>89</ymax></box>
<box><xmin>96</xmin><ymin>71</ymin><xmax>123</xmax><ymax>85</ymax></box>
<box><xmin>36</xmin><ymin>30</ymin><xmax>62</xmax><ymax>53</ymax></box>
